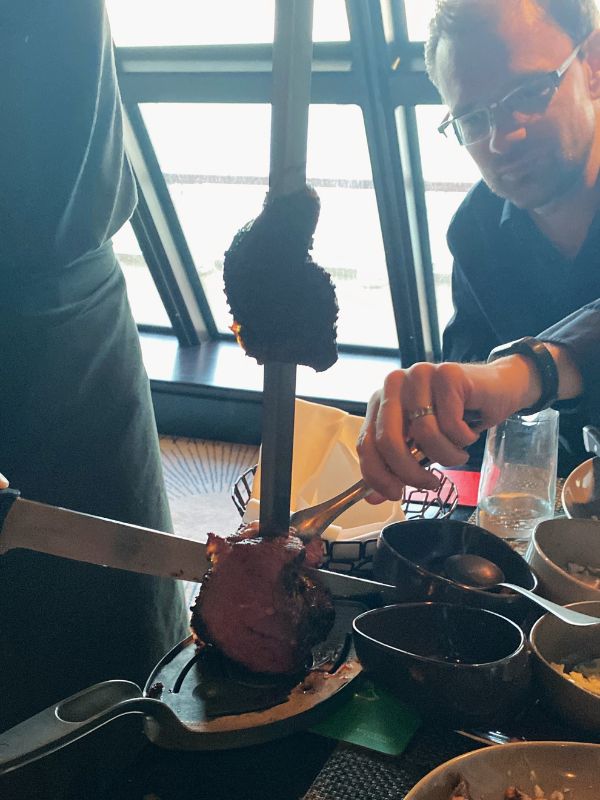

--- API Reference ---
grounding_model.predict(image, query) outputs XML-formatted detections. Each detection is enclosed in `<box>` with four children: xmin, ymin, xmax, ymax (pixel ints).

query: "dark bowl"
<box><xmin>353</xmin><ymin>602</ymin><xmax>531</xmax><ymax>728</ymax></box>
<box><xmin>373</xmin><ymin>519</ymin><xmax>538</xmax><ymax>622</ymax></box>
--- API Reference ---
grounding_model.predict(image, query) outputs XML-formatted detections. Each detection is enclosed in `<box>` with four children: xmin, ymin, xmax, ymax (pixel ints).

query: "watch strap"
<box><xmin>487</xmin><ymin>336</ymin><xmax>559</xmax><ymax>415</ymax></box>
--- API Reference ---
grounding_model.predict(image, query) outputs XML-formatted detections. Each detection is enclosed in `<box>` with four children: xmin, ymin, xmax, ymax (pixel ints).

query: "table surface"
<box><xmin>3</xmin><ymin>497</ymin><xmax>573</xmax><ymax>800</ymax></box>
<box><xmin>104</xmin><ymin>506</ymin><xmax>486</xmax><ymax>800</ymax></box>
<box><xmin>104</xmin><ymin>725</ymin><xmax>483</xmax><ymax>800</ymax></box>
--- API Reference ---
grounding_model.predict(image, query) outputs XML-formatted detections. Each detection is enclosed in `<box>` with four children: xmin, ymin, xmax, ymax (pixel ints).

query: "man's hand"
<box><xmin>357</xmin><ymin>355</ymin><xmax>542</xmax><ymax>501</ymax></box>
<box><xmin>0</xmin><ymin>473</ymin><xmax>9</xmax><ymax>490</ymax></box>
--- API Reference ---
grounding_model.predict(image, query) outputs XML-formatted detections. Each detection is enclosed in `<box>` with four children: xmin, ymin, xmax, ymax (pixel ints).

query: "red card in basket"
<box><xmin>440</xmin><ymin>469</ymin><xmax>481</xmax><ymax>508</ymax></box>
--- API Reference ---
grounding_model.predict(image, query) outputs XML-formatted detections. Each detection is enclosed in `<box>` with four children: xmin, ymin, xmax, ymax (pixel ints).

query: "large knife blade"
<box><xmin>0</xmin><ymin>490</ymin><xmax>209</xmax><ymax>582</ymax></box>
<box><xmin>307</xmin><ymin>567</ymin><xmax>400</xmax><ymax>605</ymax></box>
<box><xmin>0</xmin><ymin>489</ymin><xmax>401</xmax><ymax>603</ymax></box>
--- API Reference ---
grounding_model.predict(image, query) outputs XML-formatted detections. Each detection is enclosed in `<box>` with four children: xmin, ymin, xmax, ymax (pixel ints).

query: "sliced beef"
<box><xmin>190</xmin><ymin>524</ymin><xmax>335</xmax><ymax>674</ymax></box>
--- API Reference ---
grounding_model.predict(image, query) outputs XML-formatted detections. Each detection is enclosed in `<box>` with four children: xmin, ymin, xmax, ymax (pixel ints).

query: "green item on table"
<box><xmin>310</xmin><ymin>676</ymin><xmax>421</xmax><ymax>756</ymax></box>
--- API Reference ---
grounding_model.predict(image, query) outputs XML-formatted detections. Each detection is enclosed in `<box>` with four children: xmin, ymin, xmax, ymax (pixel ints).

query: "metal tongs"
<box><xmin>289</xmin><ymin>440</ymin><xmax>430</xmax><ymax>542</ymax></box>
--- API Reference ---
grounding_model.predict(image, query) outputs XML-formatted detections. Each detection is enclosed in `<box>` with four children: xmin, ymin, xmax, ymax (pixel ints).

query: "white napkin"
<box><xmin>243</xmin><ymin>398</ymin><xmax>405</xmax><ymax>541</ymax></box>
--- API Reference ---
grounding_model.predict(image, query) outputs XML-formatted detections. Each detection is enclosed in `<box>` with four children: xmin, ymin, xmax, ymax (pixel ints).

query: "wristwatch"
<box><xmin>487</xmin><ymin>336</ymin><xmax>559</xmax><ymax>415</ymax></box>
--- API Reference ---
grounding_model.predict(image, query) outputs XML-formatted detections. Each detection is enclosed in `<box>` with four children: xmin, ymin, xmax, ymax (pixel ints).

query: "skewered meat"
<box><xmin>223</xmin><ymin>185</ymin><xmax>338</xmax><ymax>372</ymax></box>
<box><xmin>190</xmin><ymin>523</ymin><xmax>335</xmax><ymax>674</ymax></box>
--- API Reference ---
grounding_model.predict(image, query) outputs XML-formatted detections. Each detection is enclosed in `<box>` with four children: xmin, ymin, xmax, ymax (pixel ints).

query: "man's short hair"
<box><xmin>425</xmin><ymin>0</ymin><xmax>600</xmax><ymax>88</ymax></box>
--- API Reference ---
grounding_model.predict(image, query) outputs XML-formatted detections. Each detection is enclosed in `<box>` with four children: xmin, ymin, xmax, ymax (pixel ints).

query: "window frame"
<box><xmin>114</xmin><ymin>0</ymin><xmax>444</xmax><ymax>365</ymax></box>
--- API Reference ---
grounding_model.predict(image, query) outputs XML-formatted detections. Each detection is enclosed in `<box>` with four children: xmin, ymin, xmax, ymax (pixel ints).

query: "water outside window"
<box><xmin>106</xmin><ymin>0</ymin><xmax>349</xmax><ymax>46</ymax></box>
<box><xmin>140</xmin><ymin>102</ymin><xmax>396</xmax><ymax>348</ymax></box>
<box><xmin>404</xmin><ymin>0</ymin><xmax>437</xmax><ymax>41</ymax></box>
<box><xmin>112</xmin><ymin>222</ymin><xmax>172</xmax><ymax>327</ymax></box>
<box><xmin>415</xmin><ymin>106</ymin><xmax>481</xmax><ymax>340</ymax></box>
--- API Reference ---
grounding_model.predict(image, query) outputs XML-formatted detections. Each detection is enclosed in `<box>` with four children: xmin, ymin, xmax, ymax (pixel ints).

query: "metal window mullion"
<box><xmin>384</xmin><ymin>0</ymin><xmax>441</xmax><ymax>360</ymax></box>
<box><xmin>346</xmin><ymin>0</ymin><xmax>425</xmax><ymax>365</ymax></box>
<box><xmin>117</xmin><ymin>41</ymin><xmax>352</xmax><ymax>75</ymax></box>
<box><xmin>129</xmin><ymin>204</ymin><xmax>193</xmax><ymax>344</ymax></box>
<box><xmin>122</xmin><ymin>103</ymin><xmax>218</xmax><ymax>344</ymax></box>
<box><xmin>400</xmin><ymin>106</ymin><xmax>441</xmax><ymax>360</ymax></box>
<box><xmin>119</xmin><ymin>70</ymin><xmax>357</xmax><ymax>105</ymax></box>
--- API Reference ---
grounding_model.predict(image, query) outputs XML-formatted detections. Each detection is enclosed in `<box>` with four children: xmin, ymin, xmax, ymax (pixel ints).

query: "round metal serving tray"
<box><xmin>0</xmin><ymin>600</ymin><xmax>363</xmax><ymax>775</ymax></box>
<box><xmin>144</xmin><ymin>598</ymin><xmax>363</xmax><ymax>749</ymax></box>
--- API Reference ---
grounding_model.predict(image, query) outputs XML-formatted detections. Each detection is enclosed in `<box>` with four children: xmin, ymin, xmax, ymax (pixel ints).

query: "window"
<box><xmin>106</xmin><ymin>0</ymin><xmax>349</xmax><ymax>46</ymax></box>
<box><xmin>140</xmin><ymin>103</ymin><xmax>271</xmax><ymax>334</ymax></box>
<box><xmin>415</xmin><ymin>106</ymin><xmax>480</xmax><ymax>339</ymax></box>
<box><xmin>109</xmin><ymin>0</ymin><xmax>466</xmax><ymax>368</ymax></box>
<box><xmin>404</xmin><ymin>0</ymin><xmax>436</xmax><ymax>41</ymax></box>
<box><xmin>142</xmin><ymin>101</ymin><xmax>396</xmax><ymax>347</ymax></box>
<box><xmin>112</xmin><ymin>221</ymin><xmax>172</xmax><ymax>328</ymax></box>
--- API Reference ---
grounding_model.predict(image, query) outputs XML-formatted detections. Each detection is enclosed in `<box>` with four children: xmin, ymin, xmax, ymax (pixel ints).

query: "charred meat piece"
<box><xmin>223</xmin><ymin>185</ymin><xmax>338</xmax><ymax>372</ymax></box>
<box><xmin>190</xmin><ymin>524</ymin><xmax>335</xmax><ymax>674</ymax></box>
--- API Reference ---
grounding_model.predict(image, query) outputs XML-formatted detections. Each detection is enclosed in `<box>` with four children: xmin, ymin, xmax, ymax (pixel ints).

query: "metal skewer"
<box><xmin>259</xmin><ymin>0</ymin><xmax>315</xmax><ymax>536</ymax></box>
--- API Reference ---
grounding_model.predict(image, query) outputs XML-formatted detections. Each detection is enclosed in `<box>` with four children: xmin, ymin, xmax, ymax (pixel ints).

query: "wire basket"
<box><xmin>231</xmin><ymin>465</ymin><xmax>458</xmax><ymax>576</ymax></box>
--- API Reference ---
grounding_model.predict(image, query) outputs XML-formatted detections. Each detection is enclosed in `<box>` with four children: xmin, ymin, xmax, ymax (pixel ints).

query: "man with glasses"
<box><xmin>424</xmin><ymin>0</ymin><xmax>600</xmax><ymax>473</ymax></box>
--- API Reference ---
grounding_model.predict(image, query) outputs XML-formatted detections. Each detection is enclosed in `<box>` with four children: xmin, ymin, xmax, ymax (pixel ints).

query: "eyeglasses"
<box><xmin>438</xmin><ymin>41</ymin><xmax>584</xmax><ymax>146</ymax></box>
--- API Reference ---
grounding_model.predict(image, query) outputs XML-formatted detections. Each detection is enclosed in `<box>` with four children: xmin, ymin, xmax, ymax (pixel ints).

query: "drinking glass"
<box><xmin>476</xmin><ymin>408</ymin><xmax>559</xmax><ymax>541</ymax></box>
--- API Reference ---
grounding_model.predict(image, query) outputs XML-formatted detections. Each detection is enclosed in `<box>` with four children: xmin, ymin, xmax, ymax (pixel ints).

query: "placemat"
<box><xmin>303</xmin><ymin>728</ymin><xmax>481</xmax><ymax>800</ymax></box>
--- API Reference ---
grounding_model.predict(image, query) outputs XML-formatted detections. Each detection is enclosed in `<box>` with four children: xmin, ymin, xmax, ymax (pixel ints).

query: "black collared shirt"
<box><xmin>443</xmin><ymin>180</ymin><xmax>600</xmax><ymax>474</ymax></box>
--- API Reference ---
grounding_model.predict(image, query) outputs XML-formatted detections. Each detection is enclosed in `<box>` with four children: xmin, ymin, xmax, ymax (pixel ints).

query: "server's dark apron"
<box><xmin>0</xmin><ymin>243</ymin><xmax>189</xmax><ymax>732</ymax></box>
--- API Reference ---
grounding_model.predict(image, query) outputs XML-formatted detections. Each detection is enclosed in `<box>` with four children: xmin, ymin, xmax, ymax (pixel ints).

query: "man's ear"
<box><xmin>583</xmin><ymin>29</ymin><xmax>600</xmax><ymax>98</ymax></box>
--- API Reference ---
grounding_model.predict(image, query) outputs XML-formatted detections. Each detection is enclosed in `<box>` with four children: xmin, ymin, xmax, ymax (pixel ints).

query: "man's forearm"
<box><xmin>544</xmin><ymin>343</ymin><xmax>584</xmax><ymax>400</ymax></box>
<box><xmin>494</xmin><ymin>343</ymin><xmax>583</xmax><ymax>416</ymax></box>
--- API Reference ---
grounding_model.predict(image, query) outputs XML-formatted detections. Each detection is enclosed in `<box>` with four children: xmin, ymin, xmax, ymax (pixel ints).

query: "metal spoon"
<box><xmin>444</xmin><ymin>554</ymin><xmax>600</xmax><ymax>627</ymax></box>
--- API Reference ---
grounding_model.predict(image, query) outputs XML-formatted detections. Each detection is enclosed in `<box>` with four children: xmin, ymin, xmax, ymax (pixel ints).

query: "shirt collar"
<box><xmin>499</xmin><ymin>199</ymin><xmax>517</xmax><ymax>228</ymax></box>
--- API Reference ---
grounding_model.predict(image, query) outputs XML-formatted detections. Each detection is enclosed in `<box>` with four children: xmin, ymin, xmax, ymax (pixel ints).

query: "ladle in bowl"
<box><xmin>444</xmin><ymin>554</ymin><xmax>600</xmax><ymax>627</ymax></box>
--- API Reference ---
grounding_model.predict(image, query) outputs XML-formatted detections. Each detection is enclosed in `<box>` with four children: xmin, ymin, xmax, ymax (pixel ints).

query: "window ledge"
<box><xmin>141</xmin><ymin>333</ymin><xmax>400</xmax><ymax>443</ymax></box>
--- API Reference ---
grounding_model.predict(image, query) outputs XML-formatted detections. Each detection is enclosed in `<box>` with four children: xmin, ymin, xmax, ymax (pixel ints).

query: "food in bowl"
<box><xmin>527</xmin><ymin>519</ymin><xmax>600</xmax><ymax>605</ymax></box>
<box><xmin>404</xmin><ymin>742</ymin><xmax>600</xmax><ymax>800</ymax></box>
<box><xmin>528</xmin><ymin>601</ymin><xmax>600</xmax><ymax>731</ymax></box>
<box><xmin>448</xmin><ymin>775</ymin><xmax>566</xmax><ymax>799</ymax></box>
<box><xmin>551</xmin><ymin>657</ymin><xmax>600</xmax><ymax>697</ymax></box>
<box><xmin>566</xmin><ymin>561</ymin><xmax>600</xmax><ymax>589</ymax></box>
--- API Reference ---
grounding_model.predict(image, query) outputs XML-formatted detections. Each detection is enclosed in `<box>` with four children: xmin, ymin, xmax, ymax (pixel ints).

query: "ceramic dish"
<box><xmin>374</xmin><ymin>519</ymin><xmax>537</xmax><ymax>622</ymax></box>
<box><xmin>526</xmin><ymin>518</ymin><xmax>600</xmax><ymax>605</ymax></box>
<box><xmin>352</xmin><ymin>602</ymin><xmax>530</xmax><ymax>729</ymax></box>
<box><xmin>404</xmin><ymin>741</ymin><xmax>600</xmax><ymax>799</ymax></box>
<box><xmin>562</xmin><ymin>456</ymin><xmax>600</xmax><ymax>519</ymax></box>
<box><xmin>529</xmin><ymin>600</ymin><xmax>600</xmax><ymax>732</ymax></box>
